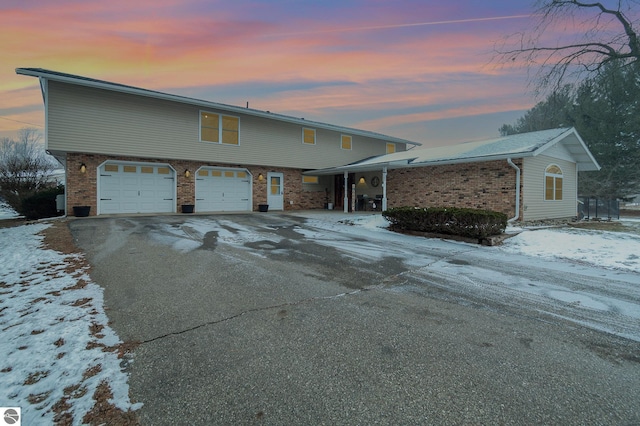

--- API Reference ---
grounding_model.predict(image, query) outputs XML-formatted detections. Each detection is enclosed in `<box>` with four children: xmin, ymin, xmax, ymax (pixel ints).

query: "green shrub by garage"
<box><xmin>383</xmin><ymin>206</ymin><xmax>507</xmax><ymax>239</ymax></box>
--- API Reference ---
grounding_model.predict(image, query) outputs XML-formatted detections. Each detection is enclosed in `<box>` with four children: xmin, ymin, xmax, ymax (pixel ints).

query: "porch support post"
<box><xmin>343</xmin><ymin>171</ymin><xmax>349</xmax><ymax>213</ymax></box>
<box><xmin>382</xmin><ymin>166</ymin><xmax>388</xmax><ymax>211</ymax></box>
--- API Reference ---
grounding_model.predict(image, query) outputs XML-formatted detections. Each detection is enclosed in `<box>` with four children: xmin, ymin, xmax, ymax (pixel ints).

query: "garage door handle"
<box><xmin>196</xmin><ymin>198</ymin><xmax>204</xmax><ymax>201</ymax></box>
<box><xmin>100</xmin><ymin>198</ymin><xmax>112</xmax><ymax>201</ymax></box>
<box><xmin>100</xmin><ymin>174</ymin><xmax>112</xmax><ymax>177</ymax></box>
<box><xmin>163</xmin><ymin>198</ymin><xmax>173</xmax><ymax>200</ymax></box>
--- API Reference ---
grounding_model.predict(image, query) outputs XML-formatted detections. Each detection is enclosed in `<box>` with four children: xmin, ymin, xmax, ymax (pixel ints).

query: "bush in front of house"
<box><xmin>21</xmin><ymin>185</ymin><xmax>65</xmax><ymax>220</ymax></box>
<box><xmin>383</xmin><ymin>206</ymin><xmax>508</xmax><ymax>239</ymax></box>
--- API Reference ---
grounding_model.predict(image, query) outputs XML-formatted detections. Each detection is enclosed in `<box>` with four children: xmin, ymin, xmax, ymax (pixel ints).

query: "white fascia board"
<box><xmin>15</xmin><ymin>68</ymin><xmax>419</xmax><ymax>147</ymax></box>
<box><xmin>304</xmin><ymin>159</ymin><xmax>413</xmax><ymax>175</ymax></box>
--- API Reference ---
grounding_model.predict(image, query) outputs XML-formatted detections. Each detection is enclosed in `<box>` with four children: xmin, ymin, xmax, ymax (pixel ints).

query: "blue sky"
<box><xmin>0</xmin><ymin>0</ymin><xmax>558</xmax><ymax>147</ymax></box>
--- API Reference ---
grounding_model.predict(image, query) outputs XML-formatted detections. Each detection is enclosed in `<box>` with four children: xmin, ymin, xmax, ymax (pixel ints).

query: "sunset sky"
<box><xmin>0</xmin><ymin>0</ymin><xmax>586</xmax><ymax>148</ymax></box>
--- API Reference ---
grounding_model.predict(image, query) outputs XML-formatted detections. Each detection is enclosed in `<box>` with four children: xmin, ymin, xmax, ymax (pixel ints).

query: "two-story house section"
<box><xmin>16</xmin><ymin>68</ymin><xmax>420</xmax><ymax>216</ymax></box>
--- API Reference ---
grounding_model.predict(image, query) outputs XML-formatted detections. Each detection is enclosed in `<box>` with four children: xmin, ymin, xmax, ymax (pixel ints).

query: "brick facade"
<box><xmin>66</xmin><ymin>153</ymin><xmax>325</xmax><ymax>216</ymax></box>
<box><xmin>386</xmin><ymin>160</ymin><xmax>523</xmax><ymax>219</ymax></box>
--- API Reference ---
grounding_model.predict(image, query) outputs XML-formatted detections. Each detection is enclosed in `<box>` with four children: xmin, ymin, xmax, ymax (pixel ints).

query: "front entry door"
<box><xmin>267</xmin><ymin>172</ymin><xmax>284</xmax><ymax>210</ymax></box>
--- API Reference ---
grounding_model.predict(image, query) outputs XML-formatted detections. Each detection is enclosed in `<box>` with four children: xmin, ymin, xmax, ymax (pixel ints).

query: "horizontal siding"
<box><xmin>47</xmin><ymin>81</ymin><xmax>404</xmax><ymax>170</ymax></box>
<box><xmin>523</xmin><ymin>155</ymin><xmax>577</xmax><ymax>220</ymax></box>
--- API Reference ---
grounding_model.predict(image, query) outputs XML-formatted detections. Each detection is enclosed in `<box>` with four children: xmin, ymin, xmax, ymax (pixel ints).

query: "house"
<box><xmin>309</xmin><ymin>128</ymin><xmax>600</xmax><ymax>221</ymax></box>
<box><xmin>16</xmin><ymin>68</ymin><xmax>600</xmax><ymax>221</ymax></box>
<box><xmin>16</xmin><ymin>68</ymin><xmax>418</xmax><ymax>216</ymax></box>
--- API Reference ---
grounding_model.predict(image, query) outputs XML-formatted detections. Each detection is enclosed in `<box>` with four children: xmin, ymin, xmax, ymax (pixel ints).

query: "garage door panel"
<box><xmin>195</xmin><ymin>168</ymin><xmax>251</xmax><ymax>212</ymax></box>
<box><xmin>99</xmin><ymin>163</ymin><xmax>175</xmax><ymax>214</ymax></box>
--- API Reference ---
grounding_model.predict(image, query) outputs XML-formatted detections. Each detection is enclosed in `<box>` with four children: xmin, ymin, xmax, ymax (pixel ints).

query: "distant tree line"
<box><xmin>496</xmin><ymin>1</ymin><xmax>639</xmax><ymax>199</ymax></box>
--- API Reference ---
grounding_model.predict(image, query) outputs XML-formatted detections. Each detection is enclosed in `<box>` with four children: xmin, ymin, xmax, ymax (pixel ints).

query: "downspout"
<box><xmin>507</xmin><ymin>158</ymin><xmax>520</xmax><ymax>222</ymax></box>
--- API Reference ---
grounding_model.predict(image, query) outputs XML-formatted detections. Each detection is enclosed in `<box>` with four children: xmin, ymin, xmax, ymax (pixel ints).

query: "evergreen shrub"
<box><xmin>21</xmin><ymin>185</ymin><xmax>64</xmax><ymax>220</ymax></box>
<box><xmin>383</xmin><ymin>206</ymin><xmax>507</xmax><ymax>239</ymax></box>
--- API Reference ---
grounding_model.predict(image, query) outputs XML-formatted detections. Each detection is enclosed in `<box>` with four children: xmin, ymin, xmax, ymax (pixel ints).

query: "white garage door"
<box><xmin>99</xmin><ymin>163</ymin><xmax>175</xmax><ymax>214</ymax></box>
<box><xmin>195</xmin><ymin>168</ymin><xmax>251</xmax><ymax>212</ymax></box>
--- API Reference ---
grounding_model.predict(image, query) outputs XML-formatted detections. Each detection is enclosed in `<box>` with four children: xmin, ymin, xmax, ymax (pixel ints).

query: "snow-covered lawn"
<box><xmin>0</xmin><ymin>202</ymin><xmax>19</xmax><ymax>220</ymax></box>
<box><xmin>501</xmin><ymin>220</ymin><xmax>640</xmax><ymax>273</ymax></box>
<box><xmin>0</xmin><ymin>213</ymin><xmax>638</xmax><ymax>423</ymax></box>
<box><xmin>0</xmin><ymin>222</ymin><xmax>141</xmax><ymax>425</ymax></box>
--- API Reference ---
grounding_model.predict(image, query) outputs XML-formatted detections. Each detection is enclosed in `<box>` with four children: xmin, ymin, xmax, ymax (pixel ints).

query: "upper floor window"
<box><xmin>386</xmin><ymin>143</ymin><xmax>396</xmax><ymax>154</ymax></box>
<box><xmin>200</xmin><ymin>111</ymin><xmax>239</xmax><ymax>145</ymax></box>
<box><xmin>303</xmin><ymin>128</ymin><xmax>316</xmax><ymax>145</ymax></box>
<box><xmin>341</xmin><ymin>135</ymin><xmax>352</xmax><ymax>150</ymax></box>
<box><xmin>544</xmin><ymin>164</ymin><xmax>563</xmax><ymax>201</ymax></box>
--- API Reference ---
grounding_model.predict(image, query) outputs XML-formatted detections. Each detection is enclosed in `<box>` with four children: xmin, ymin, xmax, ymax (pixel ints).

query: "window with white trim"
<box><xmin>303</xmin><ymin>128</ymin><xmax>316</xmax><ymax>145</ymax></box>
<box><xmin>341</xmin><ymin>135</ymin><xmax>352</xmax><ymax>150</ymax></box>
<box><xmin>386</xmin><ymin>143</ymin><xmax>396</xmax><ymax>154</ymax></box>
<box><xmin>200</xmin><ymin>111</ymin><xmax>240</xmax><ymax>145</ymax></box>
<box><xmin>544</xmin><ymin>164</ymin><xmax>563</xmax><ymax>201</ymax></box>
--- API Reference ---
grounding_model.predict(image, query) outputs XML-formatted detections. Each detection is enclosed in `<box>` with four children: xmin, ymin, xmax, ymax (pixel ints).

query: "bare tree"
<box><xmin>0</xmin><ymin>128</ymin><xmax>58</xmax><ymax>212</ymax></box>
<box><xmin>495</xmin><ymin>1</ymin><xmax>640</xmax><ymax>92</ymax></box>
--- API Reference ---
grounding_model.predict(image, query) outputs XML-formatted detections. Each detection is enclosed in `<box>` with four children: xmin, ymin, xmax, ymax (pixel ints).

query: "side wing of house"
<box><xmin>45</xmin><ymin>80</ymin><xmax>403</xmax><ymax>170</ymax></box>
<box><xmin>522</xmin><ymin>150</ymin><xmax>578</xmax><ymax>221</ymax></box>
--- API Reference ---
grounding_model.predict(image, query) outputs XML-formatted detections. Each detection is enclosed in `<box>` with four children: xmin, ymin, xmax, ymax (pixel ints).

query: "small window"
<box><xmin>200</xmin><ymin>111</ymin><xmax>239</xmax><ymax>145</ymax></box>
<box><xmin>544</xmin><ymin>164</ymin><xmax>563</xmax><ymax>201</ymax></box>
<box><xmin>237</xmin><ymin>171</ymin><xmax>247</xmax><ymax>178</ymax></box>
<box><xmin>141</xmin><ymin>166</ymin><xmax>154</xmax><ymax>174</ymax></box>
<box><xmin>386</xmin><ymin>143</ymin><xmax>396</xmax><ymax>154</ymax></box>
<box><xmin>157</xmin><ymin>167</ymin><xmax>171</xmax><ymax>175</ymax></box>
<box><xmin>198</xmin><ymin>170</ymin><xmax>209</xmax><ymax>177</ymax></box>
<box><xmin>211</xmin><ymin>170</ymin><xmax>222</xmax><ymax>177</ymax></box>
<box><xmin>303</xmin><ymin>176</ymin><xmax>319</xmax><ymax>184</ymax></box>
<box><xmin>224</xmin><ymin>171</ymin><xmax>235</xmax><ymax>178</ymax></box>
<box><xmin>341</xmin><ymin>135</ymin><xmax>352</xmax><ymax>150</ymax></box>
<box><xmin>221</xmin><ymin>116</ymin><xmax>239</xmax><ymax>145</ymax></box>
<box><xmin>104</xmin><ymin>164</ymin><xmax>118</xmax><ymax>172</ymax></box>
<box><xmin>201</xmin><ymin>112</ymin><xmax>220</xmax><ymax>143</ymax></box>
<box><xmin>303</xmin><ymin>128</ymin><xmax>316</xmax><ymax>145</ymax></box>
<box><xmin>123</xmin><ymin>165</ymin><xmax>137</xmax><ymax>173</ymax></box>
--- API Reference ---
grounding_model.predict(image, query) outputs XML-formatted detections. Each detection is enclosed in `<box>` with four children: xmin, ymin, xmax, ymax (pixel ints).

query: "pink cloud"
<box><xmin>0</xmin><ymin>1</ymin><xmax>580</xmax><ymax>143</ymax></box>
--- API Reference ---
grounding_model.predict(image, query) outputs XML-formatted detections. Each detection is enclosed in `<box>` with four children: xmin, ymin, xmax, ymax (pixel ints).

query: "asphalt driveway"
<box><xmin>69</xmin><ymin>213</ymin><xmax>640</xmax><ymax>425</ymax></box>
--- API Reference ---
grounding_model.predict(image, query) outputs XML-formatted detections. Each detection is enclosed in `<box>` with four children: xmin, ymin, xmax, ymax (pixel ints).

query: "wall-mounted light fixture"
<box><xmin>184</xmin><ymin>170</ymin><xmax>190</xmax><ymax>178</ymax></box>
<box><xmin>358</xmin><ymin>176</ymin><xmax>365</xmax><ymax>184</ymax></box>
<box><xmin>258</xmin><ymin>173</ymin><xmax>264</xmax><ymax>181</ymax></box>
<box><xmin>80</xmin><ymin>163</ymin><xmax>87</xmax><ymax>173</ymax></box>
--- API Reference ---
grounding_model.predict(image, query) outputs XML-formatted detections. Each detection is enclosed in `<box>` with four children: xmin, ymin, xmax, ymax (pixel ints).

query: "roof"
<box><xmin>308</xmin><ymin>127</ymin><xmax>601</xmax><ymax>174</ymax></box>
<box><xmin>15</xmin><ymin>67</ymin><xmax>420</xmax><ymax>147</ymax></box>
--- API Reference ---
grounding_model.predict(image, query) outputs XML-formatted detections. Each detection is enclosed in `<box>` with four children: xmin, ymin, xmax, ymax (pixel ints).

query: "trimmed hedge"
<box><xmin>21</xmin><ymin>185</ymin><xmax>65</xmax><ymax>220</ymax></box>
<box><xmin>383</xmin><ymin>206</ymin><xmax>507</xmax><ymax>239</ymax></box>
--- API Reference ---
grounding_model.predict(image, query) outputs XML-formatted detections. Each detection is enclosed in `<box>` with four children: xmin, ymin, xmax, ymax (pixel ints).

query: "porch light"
<box><xmin>184</xmin><ymin>170</ymin><xmax>190</xmax><ymax>178</ymax></box>
<box><xmin>80</xmin><ymin>163</ymin><xmax>86</xmax><ymax>173</ymax></box>
<box><xmin>258</xmin><ymin>173</ymin><xmax>264</xmax><ymax>181</ymax></box>
<box><xmin>358</xmin><ymin>176</ymin><xmax>365</xmax><ymax>184</ymax></box>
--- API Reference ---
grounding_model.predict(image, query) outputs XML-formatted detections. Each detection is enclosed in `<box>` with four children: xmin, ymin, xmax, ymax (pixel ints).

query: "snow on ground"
<box><xmin>0</xmin><ymin>223</ymin><xmax>141</xmax><ymax>425</ymax></box>
<box><xmin>0</xmin><ymin>202</ymin><xmax>19</xmax><ymax>220</ymax></box>
<box><xmin>0</xmin><ymin>212</ymin><xmax>638</xmax><ymax>422</ymax></box>
<box><xmin>500</xmin><ymin>222</ymin><xmax>640</xmax><ymax>273</ymax></box>
<box><xmin>293</xmin><ymin>212</ymin><xmax>640</xmax><ymax>274</ymax></box>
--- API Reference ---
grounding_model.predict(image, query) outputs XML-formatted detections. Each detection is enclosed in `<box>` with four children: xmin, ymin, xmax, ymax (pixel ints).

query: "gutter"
<box><xmin>507</xmin><ymin>158</ymin><xmax>520</xmax><ymax>222</ymax></box>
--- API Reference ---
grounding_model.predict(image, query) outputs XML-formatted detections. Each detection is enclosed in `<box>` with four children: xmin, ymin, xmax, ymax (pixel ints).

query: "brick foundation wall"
<box><xmin>66</xmin><ymin>153</ymin><xmax>325</xmax><ymax>216</ymax></box>
<box><xmin>386</xmin><ymin>160</ymin><xmax>523</xmax><ymax>219</ymax></box>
